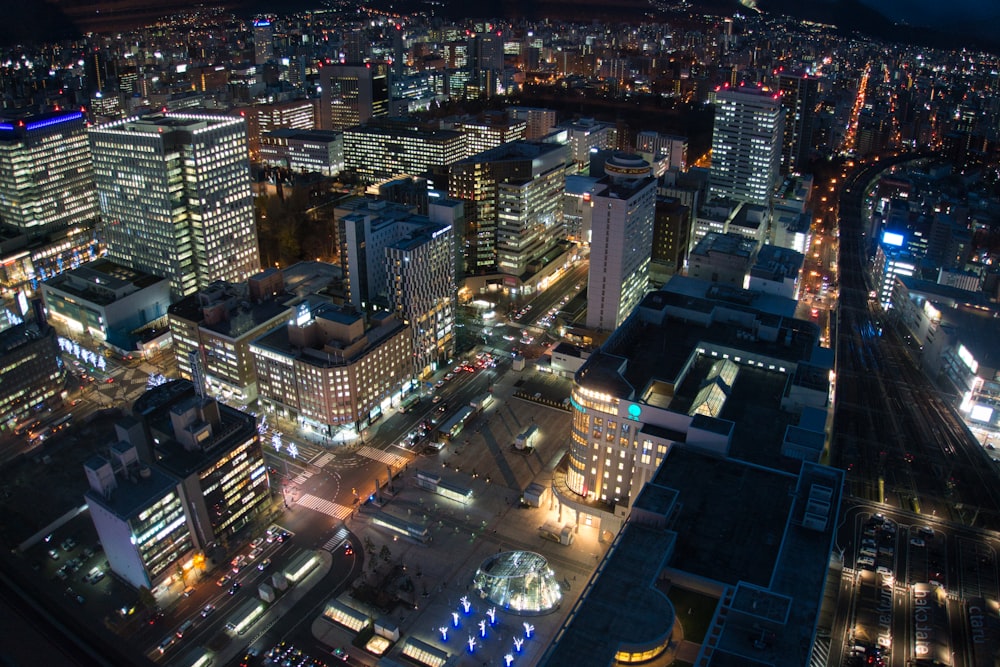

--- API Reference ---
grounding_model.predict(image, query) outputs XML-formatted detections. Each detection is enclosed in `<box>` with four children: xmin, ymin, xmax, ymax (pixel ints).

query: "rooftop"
<box><xmin>44</xmin><ymin>259</ymin><xmax>165</xmax><ymax>305</ymax></box>
<box><xmin>84</xmin><ymin>458</ymin><xmax>178</xmax><ymax>520</ymax></box>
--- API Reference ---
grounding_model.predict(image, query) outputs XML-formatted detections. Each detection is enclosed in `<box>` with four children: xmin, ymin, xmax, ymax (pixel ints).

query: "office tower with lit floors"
<box><xmin>0</xmin><ymin>110</ymin><xmax>99</xmax><ymax>239</ymax></box>
<box><xmin>708</xmin><ymin>86</ymin><xmax>784</xmax><ymax>206</ymax></box>
<box><xmin>586</xmin><ymin>154</ymin><xmax>657</xmax><ymax>331</ymax></box>
<box><xmin>89</xmin><ymin>113</ymin><xmax>261</xmax><ymax>300</ymax></box>
<box><xmin>320</xmin><ymin>64</ymin><xmax>389</xmax><ymax>131</ymax></box>
<box><xmin>778</xmin><ymin>72</ymin><xmax>821</xmax><ymax>174</ymax></box>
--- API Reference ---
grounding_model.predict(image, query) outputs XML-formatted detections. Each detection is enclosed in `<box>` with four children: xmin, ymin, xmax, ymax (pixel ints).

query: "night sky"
<box><xmin>859</xmin><ymin>0</ymin><xmax>1000</xmax><ymax>26</ymax></box>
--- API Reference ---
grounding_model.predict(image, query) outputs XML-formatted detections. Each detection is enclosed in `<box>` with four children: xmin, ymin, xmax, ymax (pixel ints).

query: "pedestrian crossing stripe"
<box><xmin>357</xmin><ymin>445</ymin><xmax>407</xmax><ymax>467</ymax></box>
<box><xmin>322</xmin><ymin>527</ymin><xmax>350</xmax><ymax>552</ymax></box>
<box><xmin>292</xmin><ymin>471</ymin><xmax>314</xmax><ymax>485</ymax></box>
<box><xmin>312</xmin><ymin>452</ymin><xmax>334</xmax><ymax>467</ymax></box>
<box><xmin>296</xmin><ymin>493</ymin><xmax>353</xmax><ymax>520</ymax></box>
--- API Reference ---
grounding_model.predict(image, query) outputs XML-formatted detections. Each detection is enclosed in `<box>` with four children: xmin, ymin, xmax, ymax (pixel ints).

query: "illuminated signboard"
<box><xmin>882</xmin><ymin>231</ymin><xmax>904</xmax><ymax>247</ymax></box>
<box><xmin>295</xmin><ymin>302</ymin><xmax>312</xmax><ymax>327</ymax></box>
<box><xmin>970</xmin><ymin>405</ymin><xmax>994</xmax><ymax>423</ymax></box>
<box><xmin>957</xmin><ymin>344</ymin><xmax>979</xmax><ymax>374</ymax></box>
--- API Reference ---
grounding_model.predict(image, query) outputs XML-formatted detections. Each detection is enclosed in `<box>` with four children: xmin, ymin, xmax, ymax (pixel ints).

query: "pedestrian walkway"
<box><xmin>292</xmin><ymin>471</ymin><xmax>313</xmax><ymax>485</ymax></box>
<box><xmin>296</xmin><ymin>493</ymin><xmax>353</xmax><ymax>520</ymax></box>
<box><xmin>321</xmin><ymin>527</ymin><xmax>350</xmax><ymax>552</ymax></box>
<box><xmin>311</xmin><ymin>452</ymin><xmax>334</xmax><ymax>468</ymax></box>
<box><xmin>357</xmin><ymin>445</ymin><xmax>407</xmax><ymax>467</ymax></box>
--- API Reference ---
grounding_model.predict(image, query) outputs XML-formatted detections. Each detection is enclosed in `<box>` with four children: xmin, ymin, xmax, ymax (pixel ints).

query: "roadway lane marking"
<box><xmin>357</xmin><ymin>445</ymin><xmax>407</xmax><ymax>467</ymax></box>
<box><xmin>296</xmin><ymin>493</ymin><xmax>352</xmax><ymax>519</ymax></box>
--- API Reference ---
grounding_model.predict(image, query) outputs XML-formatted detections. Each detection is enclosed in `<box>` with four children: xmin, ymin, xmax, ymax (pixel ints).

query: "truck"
<box><xmin>515</xmin><ymin>424</ymin><xmax>538</xmax><ymax>450</ymax></box>
<box><xmin>470</xmin><ymin>393</ymin><xmax>494</xmax><ymax>412</ymax></box>
<box><xmin>539</xmin><ymin>521</ymin><xmax>574</xmax><ymax>545</ymax></box>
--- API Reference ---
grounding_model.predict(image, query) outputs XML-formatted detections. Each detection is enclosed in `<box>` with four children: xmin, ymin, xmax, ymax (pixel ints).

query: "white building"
<box><xmin>709</xmin><ymin>87</ymin><xmax>784</xmax><ymax>206</ymax></box>
<box><xmin>260</xmin><ymin>129</ymin><xmax>344</xmax><ymax>176</ymax></box>
<box><xmin>586</xmin><ymin>154</ymin><xmax>657</xmax><ymax>331</ymax></box>
<box><xmin>90</xmin><ymin>113</ymin><xmax>261</xmax><ymax>300</ymax></box>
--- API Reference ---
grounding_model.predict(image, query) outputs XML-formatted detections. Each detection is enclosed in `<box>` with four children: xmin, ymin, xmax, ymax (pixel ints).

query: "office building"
<box><xmin>250</xmin><ymin>301</ymin><xmax>413</xmax><ymax>436</ymax></box>
<box><xmin>650</xmin><ymin>196</ymin><xmax>690</xmax><ymax>281</ymax></box>
<box><xmin>261</xmin><ymin>129</ymin><xmax>344</xmax><ymax>176</ymax></box>
<box><xmin>449</xmin><ymin>112</ymin><xmax>526</xmax><ymax>156</ymax></box>
<box><xmin>688</xmin><ymin>231</ymin><xmax>758</xmax><ymax>287</ymax></box>
<box><xmin>168</xmin><ymin>275</ymin><xmax>295</xmax><ymax>405</ymax></box>
<box><xmin>84</xmin><ymin>442</ymin><xmax>192</xmax><ymax>592</ymax></box>
<box><xmin>748</xmin><ymin>245</ymin><xmax>804</xmax><ymax>299</ymax></box>
<box><xmin>0</xmin><ymin>110</ymin><xmax>100</xmax><ymax>239</ymax></box>
<box><xmin>586</xmin><ymin>154</ymin><xmax>656</xmax><ymax>331</ymax></box>
<box><xmin>635</xmin><ymin>131</ymin><xmax>687</xmax><ymax>171</ymax></box>
<box><xmin>0</xmin><ymin>223</ymin><xmax>102</xmax><ymax>298</ymax></box>
<box><xmin>0</xmin><ymin>307</ymin><xmax>65</xmax><ymax>426</ymax></box>
<box><xmin>240</xmin><ymin>99</ymin><xmax>317</xmax><ymax>161</ymax></box>
<box><xmin>709</xmin><ymin>87</ymin><xmax>784</xmax><ymax>206</ymax></box>
<box><xmin>338</xmin><ymin>199</ymin><xmax>421</xmax><ymax>309</ymax></box>
<box><xmin>779</xmin><ymin>72</ymin><xmax>820</xmax><ymax>174</ymax></box>
<box><xmin>132</xmin><ymin>381</ymin><xmax>270</xmax><ymax>548</ymax></box>
<box><xmin>553</xmin><ymin>118</ymin><xmax>615</xmax><ymax>170</ymax></box>
<box><xmin>509</xmin><ymin>107</ymin><xmax>557</xmax><ymax>141</ymax></box>
<box><xmin>320</xmin><ymin>64</ymin><xmax>389</xmax><ymax>131</ymax></box>
<box><xmin>90</xmin><ymin>113</ymin><xmax>261</xmax><ymax>300</ymax></box>
<box><xmin>40</xmin><ymin>259</ymin><xmax>171</xmax><ymax>353</ymax></box>
<box><xmin>449</xmin><ymin>141</ymin><xmax>568</xmax><ymax>276</ymax></box>
<box><xmin>253</xmin><ymin>19</ymin><xmax>273</xmax><ymax>65</ymax></box>
<box><xmin>386</xmin><ymin>220</ymin><xmax>457</xmax><ymax>376</ymax></box>
<box><xmin>343</xmin><ymin>122</ymin><xmax>465</xmax><ymax>185</ymax></box>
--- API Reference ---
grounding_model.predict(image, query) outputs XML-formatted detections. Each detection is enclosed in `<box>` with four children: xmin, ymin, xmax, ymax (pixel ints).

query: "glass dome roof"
<box><xmin>472</xmin><ymin>550</ymin><xmax>562</xmax><ymax>616</ymax></box>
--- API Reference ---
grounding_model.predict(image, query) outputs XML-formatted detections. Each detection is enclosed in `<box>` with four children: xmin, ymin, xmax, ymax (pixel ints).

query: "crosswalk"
<box><xmin>292</xmin><ymin>470</ymin><xmax>313</xmax><ymax>485</ymax></box>
<box><xmin>808</xmin><ymin>636</ymin><xmax>830</xmax><ymax>667</ymax></box>
<box><xmin>312</xmin><ymin>452</ymin><xmax>334</xmax><ymax>468</ymax></box>
<box><xmin>357</xmin><ymin>445</ymin><xmax>407</xmax><ymax>467</ymax></box>
<box><xmin>322</xmin><ymin>527</ymin><xmax>351</xmax><ymax>552</ymax></box>
<box><xmin>296</xmin><ymin>493</ymin><xmax>353</xmax><ymax>520</ymax></box>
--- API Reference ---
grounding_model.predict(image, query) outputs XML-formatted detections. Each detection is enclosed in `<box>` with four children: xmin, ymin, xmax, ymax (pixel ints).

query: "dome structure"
<box><xmin>471</xmin><ymin>551</ymin><xmax>562</xmax><ymax>616</ymax></box>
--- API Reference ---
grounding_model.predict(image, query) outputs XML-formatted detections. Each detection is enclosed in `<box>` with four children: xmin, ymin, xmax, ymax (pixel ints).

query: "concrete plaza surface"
<box><xmin>310</xmin><ymin>383</ymin><xmax>608</xmax><ymax>666</ymax></box>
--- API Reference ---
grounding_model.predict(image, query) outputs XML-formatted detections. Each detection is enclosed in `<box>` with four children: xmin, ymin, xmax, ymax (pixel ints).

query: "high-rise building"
<box><xmin>586</xmin><ymin>154</ymin><xmax>657</xmax><ymax>331</ymax></box>
<box><xmin>253</xmin><ymin>19</ymin><xmax>274</xmax><ymax>65</ymax></box>
<box><xmin>635</xmin><ymin>130</ymin><xmax>687</xmax><ymax>171</ymax></box>
<box><xmin>0</xmin><ymin>110</ymin><xmax>99</xmax><ymax>239</ymax></box>
<box><xmin>448</xmin><ymin>141</ymin><xmax>568</xmax><ymax>276</ymax></box>
<box><xmin>319</xmin><ymin>64</ymin><xmax>389</xmax><ymax>131</ymax></box>
<box><xmin>90</xmin><ymin>113</ymin><xmax>261</xmax><ymax>300</ymax></box>
<box><xmin>708</xmin><ymin>87</ymin><xmax>784</xmax><ymax>206</ymax></box>
<box><xmin>778</xmin><ymin>72</ymin><xmax>820</xmax><ymax>174</ymax></box>
<box><xmin>343</xmin><ymin>122</ymin><xmax>465</xmax><ymax>185</ymax></box>
<box><xmin>386</xmin><ymin>218</ymin><xmax>457</xmax><ymax>376</ymax></box>
<box><xmin>240</xmin><ymin>98</ymin><xmax>318</xmax><ymax>161</ymax></box>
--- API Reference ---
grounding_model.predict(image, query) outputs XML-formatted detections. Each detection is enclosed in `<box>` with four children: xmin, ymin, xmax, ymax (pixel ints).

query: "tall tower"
<box><xmin>779</xmin><ymin>72</ymin><xmax>820</xmax><ymax>174</ymax></box>
<box><xmin>90</xmin><ymin>113</ymin><xmax>261</xmax><ymax>300</ymax></box>
<box><xmin>253</xmin><ymin>19</ymin><xmax>274</xmax><ymax>66</ymax></box>
<box><xmin>587</xmin><ymin>154</ymin><xmax>657</xmax><ymax>332</ymax></box>
<box><xmin>319</xmin><ymin>64</ymin><xmax>389</xmax><ymax>131</ymax></box>
<box><xmin>0</xmin><ymin>110</ymin><xmax>99</xmax><ymax>239</ymax></box>
<box><xmin>709</xmin><ymin>87</ymin><xmax>784</xmax><ymax>206</ymax></box>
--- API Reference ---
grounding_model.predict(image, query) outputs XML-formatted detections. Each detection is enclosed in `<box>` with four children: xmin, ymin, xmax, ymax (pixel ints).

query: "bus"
<box><xmin>14</xmin><ymin>417</ymin><xmax>40</xmax><ymax>436</ymax></box>
<box><xmin>437</xmin><ymin>406</ymin><xmax>474</xmax><ymax>443</ymax></box>
<box><xmin>398</xmin><ymin>394</ymin><xmax>421</xmax><ymax>414</ymax></box>
<box><xmin>50</xmin><ymin>414</ymin><xmax>73</xmax><ymax>432</ymax></box>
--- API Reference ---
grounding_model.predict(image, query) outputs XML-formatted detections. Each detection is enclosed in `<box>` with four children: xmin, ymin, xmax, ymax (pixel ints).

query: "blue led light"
<box><xmin>0</xmin><ymin>123</ymin><xmax>14</xmax><ymax>132</ymax></box>
<box><xmin>24</xmin><ymin>111</ymin><xmax>84</xmax><ymax>132</ymax></box>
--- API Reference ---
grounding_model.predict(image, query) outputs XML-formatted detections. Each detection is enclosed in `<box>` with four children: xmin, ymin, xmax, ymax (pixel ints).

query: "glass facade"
<box><xmin>471</xmin><ymin>551</ymin><xmax>562</xmax><ymax>615</ymax></box>
<box><xmin>132</xmin><ymin>490</ymin><xmax>192</xmax><ymax>582</ymax></box>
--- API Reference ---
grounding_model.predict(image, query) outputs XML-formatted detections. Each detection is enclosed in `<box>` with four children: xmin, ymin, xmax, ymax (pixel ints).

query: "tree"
<box><xmin>380</xmin><ymin>544</ymin><xmax>392</xmax><ymax>562</ymax></box>
<box><xmin>137</xmin><ymin>586</ymin><xmax>157</xmax><ymax>612</ymax></box>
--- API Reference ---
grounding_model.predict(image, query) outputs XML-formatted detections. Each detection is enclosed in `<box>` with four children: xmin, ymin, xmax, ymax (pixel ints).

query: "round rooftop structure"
<box><xmin>604</xmin><ymin>152</ymin><xmax>652</xmax><ymax>182</ymax></box>
<box><xmin>471</xmin><ymin>551</ymin><xmax>562</xmax><ymax>616</ymax></box>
